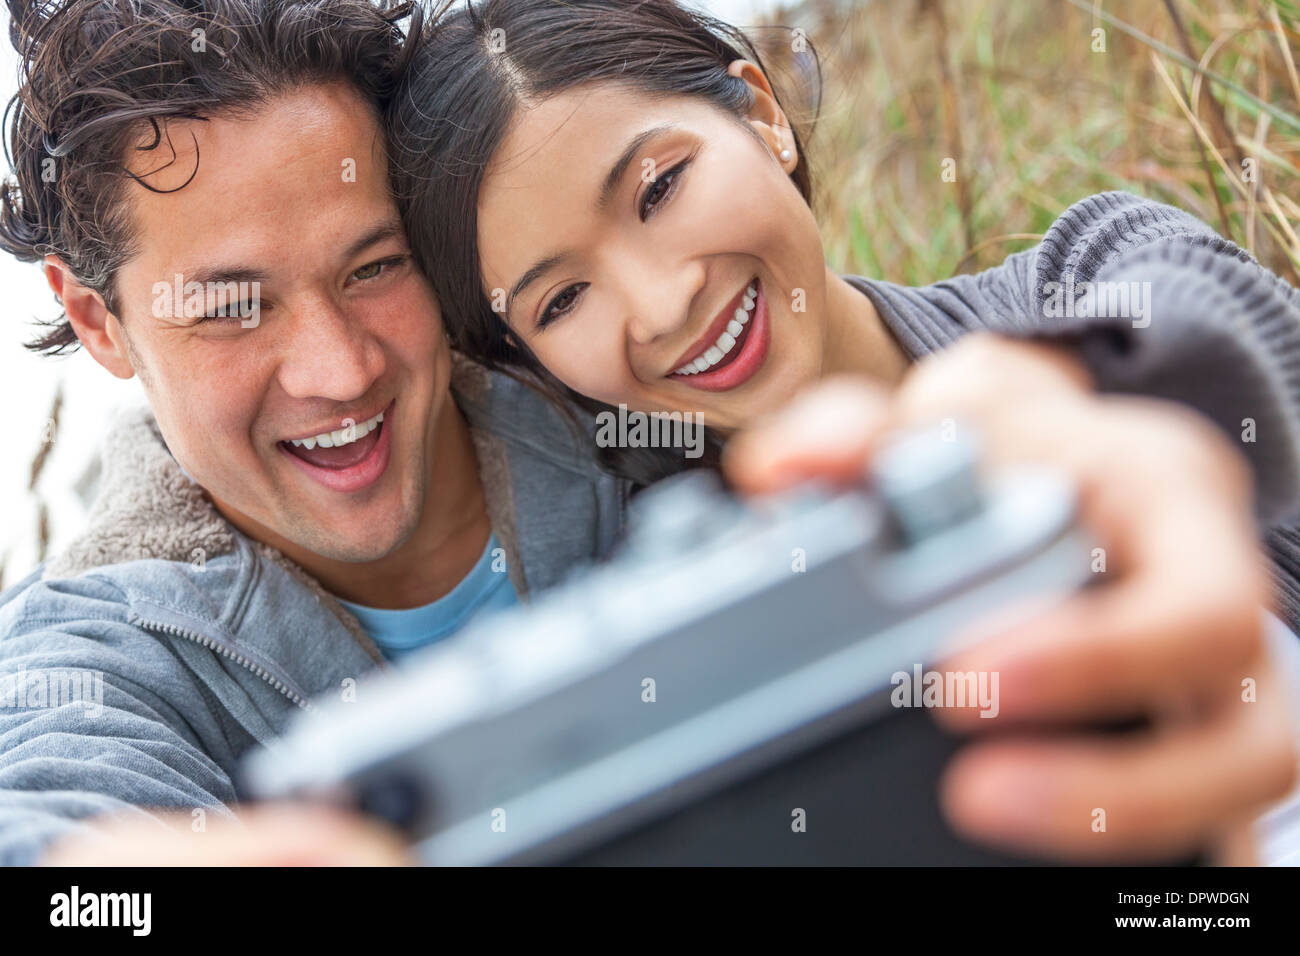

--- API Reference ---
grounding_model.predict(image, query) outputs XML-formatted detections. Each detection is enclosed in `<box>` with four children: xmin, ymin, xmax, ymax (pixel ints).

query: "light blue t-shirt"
<box><xmin>338</xmin><ymin>532</ymin><xmax>518</xmax><ymax>662</ymax></box>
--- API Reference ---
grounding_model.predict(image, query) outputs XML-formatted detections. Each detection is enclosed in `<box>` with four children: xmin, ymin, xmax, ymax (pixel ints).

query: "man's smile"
<box><xmin>278</xmin><ymin>397</ymin><xmax>395</xmax><ymax>493</ymax></box>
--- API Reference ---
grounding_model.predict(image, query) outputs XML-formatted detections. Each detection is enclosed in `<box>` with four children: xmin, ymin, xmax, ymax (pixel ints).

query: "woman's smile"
<box><xmin>666</xmin><ymin>276</ymin><xmax>771</xmax><ymax>392</ymax></box>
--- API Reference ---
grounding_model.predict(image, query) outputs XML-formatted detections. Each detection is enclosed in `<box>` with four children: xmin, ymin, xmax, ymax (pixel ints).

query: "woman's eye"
<box><xmin>540</xmin><ymin>283</ymin><xmax>587</xmax><ymax>327</ymax></box>
<box><xmin>639</xmin><ymin>160</ymin><xmax>688</xmax><ymax>220</ymax></box>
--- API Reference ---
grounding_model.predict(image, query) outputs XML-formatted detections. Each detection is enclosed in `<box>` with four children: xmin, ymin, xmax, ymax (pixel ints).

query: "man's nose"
<box><xmin>275</xmin><ymin>296</ymin><xmax>384</xmax><ymax>401</ymax></box>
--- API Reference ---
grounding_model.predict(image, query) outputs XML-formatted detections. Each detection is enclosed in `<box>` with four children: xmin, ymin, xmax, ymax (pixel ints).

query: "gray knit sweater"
<box><xmin>845</xmin><ymin>191</ymin><xmax>1300</xmax><ymax>631</ymax></box>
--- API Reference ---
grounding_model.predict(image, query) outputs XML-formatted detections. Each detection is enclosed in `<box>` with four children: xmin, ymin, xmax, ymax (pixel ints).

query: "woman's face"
<box><xmin>476</xmin><ymin>74</ymin><xmax>833</xmax><ymax>431</ymax></box>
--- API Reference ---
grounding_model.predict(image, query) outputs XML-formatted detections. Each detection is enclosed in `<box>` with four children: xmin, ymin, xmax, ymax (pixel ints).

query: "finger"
<box><xmin>932</xmin><ymin>554</ymin><xmax>1266</xmax><ymax>731</ymax></box>
<box><xmin>938</xmin><ymin>683</ymin><xmax>1298</xmax><ymax>862</ymax></box>
<box><xmin>891</xmin><ymin>336</ymin><xmax>1094</xmax><ymax>427</ymax></box>
<box><xmin>42</xmin><ymin>802</ymin><xmax>412</xmax><ymax>867</ymax></box>
<box><xmin>932</xmin><ymin>407</ymin><xmax>1266</xmax><ymax>726</ymax></box>
<box><xmin>225</xmin><ymin>802</ymin><xmax>413</xmax><ymax>866</ymax></box>
<box><xmin>723</xmin><ymin>377</ymin><xmax>891</xmax><ymax>495</ymax></box>
<box><xmin>1212</xmin><ymin>820</ymin><xmax>1261</xmax><ymax>866</ymax></box>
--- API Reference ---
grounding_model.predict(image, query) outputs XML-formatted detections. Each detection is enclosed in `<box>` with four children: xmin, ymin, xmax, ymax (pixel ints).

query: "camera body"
<box><xmin>243</xmin><ymin>428</ymin><xmax>1105</xmax><ymax>864</ymax></box>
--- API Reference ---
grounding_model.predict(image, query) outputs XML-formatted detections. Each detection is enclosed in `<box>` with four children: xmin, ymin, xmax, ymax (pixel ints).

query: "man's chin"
<box><xmin>294</xmin><ymin>443</ymin><xmax>428</xmax><ymax>557</ymax></box>
<box><xmin>211</xmin><ymin>491</ymin><xmax>420</xmax><ymax>567</ymax></box>
<box><xmin>283</xmin><ymin>511</ymin><xmax>419</xmax><ymax>564</ymax></box>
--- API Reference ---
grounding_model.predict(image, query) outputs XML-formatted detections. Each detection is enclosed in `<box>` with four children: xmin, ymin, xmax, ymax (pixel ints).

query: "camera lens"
<box><xmin>356</xmin><ymin>772</ymin><xmax>429</xmax><ymax>831</ymax></box>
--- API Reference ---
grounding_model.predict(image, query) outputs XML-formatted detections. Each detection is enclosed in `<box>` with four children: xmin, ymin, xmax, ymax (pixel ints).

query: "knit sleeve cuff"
<box><xmin>1015</xmin><ymin>236</ymin><xmax>1300</xmax><ymax>524</ymax></box>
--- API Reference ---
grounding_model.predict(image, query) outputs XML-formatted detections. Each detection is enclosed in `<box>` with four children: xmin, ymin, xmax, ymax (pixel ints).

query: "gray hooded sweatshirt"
<box><xmin>0</xmin><ymin>355</ymin><xmax>629</xmax><ymax>865</ymax></box>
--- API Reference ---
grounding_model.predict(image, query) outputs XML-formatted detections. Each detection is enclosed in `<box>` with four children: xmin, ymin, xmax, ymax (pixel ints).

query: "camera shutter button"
<box><xmin>872</xmin><ymin>426</ymin><xmax>983</xmax><ymax>542</ymax></box>
<box><xmin>626</xmin><ymin>470</ymin><xmax>729</xmax><ymax>558</ymax></box>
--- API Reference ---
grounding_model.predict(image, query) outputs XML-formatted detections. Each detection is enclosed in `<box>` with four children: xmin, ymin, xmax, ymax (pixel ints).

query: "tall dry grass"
<box><xmin>756</xmin><ymin>0</ymin><xmax>1300</xmax><ymax>285</ymax></box>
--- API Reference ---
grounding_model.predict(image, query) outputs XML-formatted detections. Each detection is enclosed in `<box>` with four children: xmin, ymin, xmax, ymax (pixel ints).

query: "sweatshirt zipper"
<box><xmin>136</xmin><ymin>617</ymin><xmax>314</xmax><ymax>712</ymax></box>
<box><xmin>618</xmin><ymin>476</ymin><xmax>631</xmax><ymax>528</ymax></box>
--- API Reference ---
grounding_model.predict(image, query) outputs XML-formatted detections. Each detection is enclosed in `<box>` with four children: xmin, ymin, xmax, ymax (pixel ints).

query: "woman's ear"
<box><xmin>43</xmin><ymin>254</ymin><xmax>135</xmax><ymax>379</ymax></box>
<box><xmin>727</xmin><ymin>59</ymin><xmax>798</xmax><ymax>175</ymax></box>
<box><xmin>493</xmin><ymin>314</ymin><xmax>522</xmax><ymax>351</ymax></box>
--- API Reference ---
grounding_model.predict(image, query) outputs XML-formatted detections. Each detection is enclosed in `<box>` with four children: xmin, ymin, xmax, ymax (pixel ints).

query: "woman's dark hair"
<box><xmin>0</xmin><ymin>0</ymin><xmax>421</xmax><ymax>355</ymax></box>
<box><xmin>389</xmin><ymin>0</ymin><xmax>821</xmax><ymax>485</ymax></box>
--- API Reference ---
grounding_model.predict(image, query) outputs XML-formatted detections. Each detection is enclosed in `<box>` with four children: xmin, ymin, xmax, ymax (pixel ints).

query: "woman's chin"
<box><xmin>673</xmin><ymin>369</ymin><xmax>817</xmax><ymax>432</ymax></box>
<box><xmin>744</xmin><ymin>361</ymin><xmax>819</xmax><ymax>417</ymax></box>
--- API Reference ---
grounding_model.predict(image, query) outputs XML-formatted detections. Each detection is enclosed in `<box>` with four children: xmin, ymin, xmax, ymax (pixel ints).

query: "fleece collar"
<box><xmin>41</xmin><ymin>354</ymin><xmax>526</xmax><ymax>658</ymax></box>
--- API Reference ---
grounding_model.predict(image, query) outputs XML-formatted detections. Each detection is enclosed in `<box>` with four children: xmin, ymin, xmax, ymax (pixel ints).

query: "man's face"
<box><xmin>111</xmin><ymin>83</ymin><xmax>449</xmax><ymax>562</ymax></box>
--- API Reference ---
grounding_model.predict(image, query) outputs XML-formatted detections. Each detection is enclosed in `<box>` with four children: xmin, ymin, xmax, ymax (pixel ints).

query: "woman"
<box><xmin>387</xmin><ymin>0</ymin><xmax>1300</xmax><ymax>862</ymax></box>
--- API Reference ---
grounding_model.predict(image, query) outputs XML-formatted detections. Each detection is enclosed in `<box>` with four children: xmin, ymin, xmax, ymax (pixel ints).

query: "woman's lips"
<box><xmin>669</xmin><ymin>279</ymin><xmax>770</xmax><ymax>392</ymax></box>
<box><xmin>669</xmin><ymin>280</ymin><xmax>752</xmax><ymax>372</ymax></box>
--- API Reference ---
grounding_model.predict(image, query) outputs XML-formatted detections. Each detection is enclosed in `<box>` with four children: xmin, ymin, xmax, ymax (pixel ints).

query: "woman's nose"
<box><xmin>625</xmin><ymin>302</ymin><xmax>682</xmax><ymax>345</ymax></box>
<box><xmin>621</xmin><ymin>261</ymin><xmax>707</xmax><ymax>347</ymax></box>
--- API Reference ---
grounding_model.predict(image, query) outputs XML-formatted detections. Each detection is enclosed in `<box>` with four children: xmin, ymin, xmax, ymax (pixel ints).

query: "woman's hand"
<box><xmin>41</xmin><ymin>802</ymin><xmax>413</xmax><ymax>866</ymax></box>
<box><xmin>725</xmin><ymin>333</ymin><xmax>1300</xmax><ymax>863</ymax></box>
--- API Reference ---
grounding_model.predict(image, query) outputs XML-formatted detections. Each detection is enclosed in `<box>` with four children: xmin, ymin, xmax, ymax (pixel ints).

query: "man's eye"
<box><xmin>540</xmin><ymin>283</ymin><xmax>587</xmax><ymax>328</ymax></box>
<box><xmin>352</xmin><ymin>255</ymin><xmax>407</xmax><ymax>282</ymax></box>
<box><xmin>201</xmin><ymin>302</ymin><xmax>259</xmax><ymax>322</ymax></box>
<box><xmin>204</xmin><ymin>305</ymin><xmax>254</xmax><ymax>320</ymax></box>
<box><xmin>639</xmin><ymin>159</ymin><xmax>689</xmax><ymax>221</ymax></box>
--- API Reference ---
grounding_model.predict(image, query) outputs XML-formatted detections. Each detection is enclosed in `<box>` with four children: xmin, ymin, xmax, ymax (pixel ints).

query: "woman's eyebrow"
<box><xmin>508</xmin><ymin>252</ymin><xmax>568</xmax><ymax>315</ymax></box>
<box><xmin>597</xmin><ymin>124</ymin><xmax>679</xmax><ymax>211</ymax></box>
<box><xmin>507</xmin><ymin>126</ymin><xmax>680</xmax><ymax>316</ymax></box>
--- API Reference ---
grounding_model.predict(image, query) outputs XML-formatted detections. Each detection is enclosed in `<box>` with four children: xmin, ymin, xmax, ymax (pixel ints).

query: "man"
<box><xmin>0</xmin><ymin>0</ymin><xmax>627</xmax><ymax>865</ymax></box>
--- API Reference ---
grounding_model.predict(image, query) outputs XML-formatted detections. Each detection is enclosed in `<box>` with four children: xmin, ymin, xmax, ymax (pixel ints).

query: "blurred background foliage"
<box><xmin>751</xmin><ymin>0</ymin><xmax>1300</xmax><ymax>285</ymax></box>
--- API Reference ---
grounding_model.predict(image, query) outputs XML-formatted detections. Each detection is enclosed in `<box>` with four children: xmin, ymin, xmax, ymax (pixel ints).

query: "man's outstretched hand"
<box><xmin>42</xmin><ymin>802</ymin><xmax>412</xmax><ymax>866</ymax></box>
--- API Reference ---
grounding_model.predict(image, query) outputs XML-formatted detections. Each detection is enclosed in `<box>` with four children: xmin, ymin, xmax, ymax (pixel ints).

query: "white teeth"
<box><xmin>286</xmin><ymin>408</ymin><xmax>386</xmax><ymax>449</ymax></box>
<box><xmin>671</xmin><ymin>280</ymin><xmax>760</xmax><ymax>376</ymax></box>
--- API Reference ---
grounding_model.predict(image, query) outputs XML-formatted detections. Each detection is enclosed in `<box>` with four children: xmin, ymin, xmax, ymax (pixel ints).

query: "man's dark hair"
<box><xmin>0</xmin><ymin>0</ymin><xmax>421</xmax><ymax>355</ymax></box>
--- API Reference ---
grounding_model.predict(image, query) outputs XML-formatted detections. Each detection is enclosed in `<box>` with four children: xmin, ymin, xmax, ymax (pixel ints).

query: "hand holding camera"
<box><xmin>729</xmin><ymin>334</ymin><xmax>1299</xmax><ymax>863</ymax></box>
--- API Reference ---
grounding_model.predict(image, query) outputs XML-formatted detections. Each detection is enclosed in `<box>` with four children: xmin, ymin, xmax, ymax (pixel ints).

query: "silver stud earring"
<box><xmin>779</xmin><ymin>148</ymin><xmax>792</xmax><ymax>162</ymax></box>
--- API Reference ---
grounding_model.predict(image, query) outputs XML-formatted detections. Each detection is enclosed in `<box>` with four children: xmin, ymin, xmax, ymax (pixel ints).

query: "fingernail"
<box><xmin>945</xmin><ymin>758</ymin><xmax>1047</xmax><ymax>843</ymax></box>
